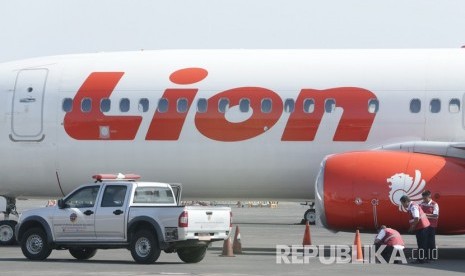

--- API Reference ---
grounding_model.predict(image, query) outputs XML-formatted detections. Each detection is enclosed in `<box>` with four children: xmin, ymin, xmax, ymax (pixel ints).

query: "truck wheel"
<box><xmin>0</xmin><ymin>220</ymin><xmax>17</xmax><ymax>245</ymax></box>
<box><xmin>130</xmin><ymin>230</ymin><xmax>161</xmax><ymax>264</ymax></box>
<box><xmin>177</xmin><ymin>246</ymin><xmax>207</xmax><ymax>263</ymax></box>
<box><xmin>69</xmin><ymin>248</ymin><xmax>97</xmax><ymax>260</ymax></box>
<box><xmin>20</xmin><ymin>228</ymin><xmax>52</xmax><ymax>260</ymax></box>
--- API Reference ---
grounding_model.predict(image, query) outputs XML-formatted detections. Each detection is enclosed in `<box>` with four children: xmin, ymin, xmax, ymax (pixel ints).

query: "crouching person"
<box><xmin>374</xmin><ymin>225</ymin><xmax>405</xmax><ymax>264</ymax></box>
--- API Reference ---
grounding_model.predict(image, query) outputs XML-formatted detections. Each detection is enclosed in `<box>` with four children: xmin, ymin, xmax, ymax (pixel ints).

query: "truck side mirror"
<box><xmin>57</xmin><ymin>199</ymin><xmax>66</xmax><ymax>209</ymax></box>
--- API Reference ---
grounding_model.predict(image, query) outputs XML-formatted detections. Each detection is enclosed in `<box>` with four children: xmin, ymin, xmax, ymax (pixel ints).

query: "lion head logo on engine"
<box><xmin>387</xmin><ymin>170</ymin><xmax>426</xmax><ymax>212</ymax></box>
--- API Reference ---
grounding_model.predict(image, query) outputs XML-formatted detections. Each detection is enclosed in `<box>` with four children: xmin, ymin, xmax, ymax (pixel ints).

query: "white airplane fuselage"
<box><xmin>1</xmin><ymin>49</ymin><xmax>464</xmax><ymax>200</ymax></box>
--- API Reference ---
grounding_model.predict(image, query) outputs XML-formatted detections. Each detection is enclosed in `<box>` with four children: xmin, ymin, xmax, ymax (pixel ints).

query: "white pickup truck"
<box><xmin>15</xmin><ymin>174</ymin><xmax>232</xmax><ymax>264</ymax></box>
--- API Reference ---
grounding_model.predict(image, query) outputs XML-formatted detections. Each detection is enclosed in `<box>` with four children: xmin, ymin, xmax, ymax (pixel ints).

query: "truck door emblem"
<box><xmin>70</xmin><ymin>213</ymin><xmax>77</xmax><ymax>223</ymax></box>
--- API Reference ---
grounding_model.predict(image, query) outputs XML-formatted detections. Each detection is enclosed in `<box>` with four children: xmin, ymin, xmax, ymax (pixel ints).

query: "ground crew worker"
<box><xmin>374</xmin><ymin>225</ymin><xmax>405</xmax><ymax>263</ymax></box>
<box><xmin>420</xmin><ymin>190</ymin><xmax>439</xmax><ymax>260</ymax></box>
<box><xmin>399</xmin><ymin>195</ymin><xmax>430</xmax><ymax>263</ymax></box>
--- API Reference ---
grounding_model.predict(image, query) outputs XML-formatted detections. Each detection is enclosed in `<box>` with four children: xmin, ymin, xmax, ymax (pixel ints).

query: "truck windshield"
<box><xmin>133</xmin><ymin>187</ymin><xmax>175</xmax><ymax>204</ymax></box>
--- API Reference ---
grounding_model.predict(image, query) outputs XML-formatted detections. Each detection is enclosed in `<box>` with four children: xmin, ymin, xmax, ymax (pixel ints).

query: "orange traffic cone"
<box><xmin>353</xmin><ymin>229</ymin><xmax>363</xmax><ymax>262</ymax></box>
<box><xmin>233</xmin><ymin>225</ymin><xmax>242</xmax><ymax>254</ymax></box>
<box><xmin>302</xmin><ymin>221</ymin><xmax>312</xmax><ymax>246</ymax></box>
<box><xmin>220</xmin><ymin>236</ymin><xmax>235</xmax><ymax>257</ymax></box>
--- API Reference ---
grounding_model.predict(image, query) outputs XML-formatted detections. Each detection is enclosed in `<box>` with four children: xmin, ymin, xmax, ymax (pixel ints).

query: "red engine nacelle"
<box><xmin>315</xmin><ymin>150</ymin><xmax>465</xmax><ymax>234</ymax></box>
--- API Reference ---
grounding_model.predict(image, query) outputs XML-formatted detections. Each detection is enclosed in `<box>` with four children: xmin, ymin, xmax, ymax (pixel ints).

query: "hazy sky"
<box><xmin>1</xmin><ymin>0</ymin><xmax>465</xmax><ymax>62</ymax></box>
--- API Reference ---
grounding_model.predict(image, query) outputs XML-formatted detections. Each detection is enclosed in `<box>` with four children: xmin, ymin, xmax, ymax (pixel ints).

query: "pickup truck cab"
<box><xmin>16</xmin><ymin>174</ymin><xmax>232</xmax><ymax>264</ymax></box>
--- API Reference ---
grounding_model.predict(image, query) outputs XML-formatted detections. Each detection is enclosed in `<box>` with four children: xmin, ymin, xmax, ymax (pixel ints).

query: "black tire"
<box><xmin>130</xmin><ymin>230</ymin><xmax>161</xmax><ymax>264</ymax></box>
<box><xmin>304</xmin><ymin>209</ymin><xmax>316</xmax><ymax>225</ymax></box>
<box><xmin>0</xmin><ymin>220</ymin><xmax>17</xmax><ymax>246</ymax></box>
<box><xmin>177</xmin><ymin>246</ymin><xmax>207</xmax><ymax>263</ymax></box>
<box><xmin>20</xmin><ymin>227</ymin><xmax>52</xmax><ymax>260</ymax></box>
<box><xmin>69</xmin><ymin>247</ymin><xmax>97</xmax><ymax>260</ymax></box>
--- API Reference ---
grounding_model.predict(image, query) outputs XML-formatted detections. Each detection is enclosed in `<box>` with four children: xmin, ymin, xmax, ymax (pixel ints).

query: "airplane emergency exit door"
<box><xmin>11</xmin><ymin>69</ymin><xmax>48</xmax><ymax>141</ymax></box>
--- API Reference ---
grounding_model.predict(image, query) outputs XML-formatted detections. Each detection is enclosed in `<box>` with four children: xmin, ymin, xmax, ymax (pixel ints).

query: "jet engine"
<box><xmin>315</xmin><ymin>150</ymin><xmax>465</xmax><ymax>234</ymax></box>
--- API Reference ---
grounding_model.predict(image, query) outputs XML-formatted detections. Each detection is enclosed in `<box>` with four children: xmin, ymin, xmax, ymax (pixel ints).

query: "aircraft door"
<box><xmin>11</xmin><ymin>69</ymin><xmax>48</xmax><ymax>141</ymax></box>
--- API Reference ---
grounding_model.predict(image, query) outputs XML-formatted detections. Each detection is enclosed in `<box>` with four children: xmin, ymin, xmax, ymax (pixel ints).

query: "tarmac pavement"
<box><xmin>0</xmin><ymin>199</ymin><xmax>463</xmax><ymax>275</ymax></box>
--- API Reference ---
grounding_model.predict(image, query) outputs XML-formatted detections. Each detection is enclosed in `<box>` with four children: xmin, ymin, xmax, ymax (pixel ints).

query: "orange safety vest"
<box><xmin>408</xmin><ymin>202</ymin><xmax>430</xmax><ymax>230</ymax></box>
<box><xmin>420</xmin><ymin>200</ymin><xmax>439</xmax><ymax>228</ymax></box>
<box><xmin>381</xmin><ymin>228</ymin><xmax>404</xmax><ymax>246</ymax></box>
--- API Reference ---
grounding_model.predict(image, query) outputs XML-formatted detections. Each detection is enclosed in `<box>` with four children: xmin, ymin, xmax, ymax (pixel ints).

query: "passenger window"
<box><xmin>62</xmin><ymin>98</ymin><xmax>73</xmax><ymax>112</ymax></box>
<box><xmin>325</xmin><ymin>99</ymin><xmax>336</xmax><ymax>113</ymax></box>
<box><xmin>239</xmin><ymin>98</ymin><xmax>250</xmax><ymax>112</ymax></box>
<box><xmin>197</xmin><ymin>98</ymin><xmax>207</xmax><ymax>113</ymax></box>
<box><xmin>430</xmin><ymin>99</ymin><xmax>441</xmax><ymax>113</ymax></box>
<box><xmin>120</xmin><ymin>98</ymin><xmax>130</xmax><ymax>112</ymax></box>
<box><xmin>410</xmin><ymin>99</ymin><xmax>421</xmax><ymax>113</ymax></box>
<box><xmin>303</xmin><ymin>98</ymin><xmax>315</xmax><ymax>113</ymax></box>
<box><xmin>218</xmin><ymin>98</ymin><xmax>229</xmax><ymax>113</ymax></box>
<box><xmin>101</xmin><ymin>185</ymin><xmax>127</xmax><ymax>207</ymax></box>
<box><xmin>368</xmin><ymin>99</ymin><xmax>379</xmax><ymax>113</ymax></box>
<box><xmin>449</xmin><ymin>98</ymin><xmax>460</xmax><ymax>113</ymax></box>
<box><xmin>100</xmin><ymin>98</ymin><xmax>111</xmax><ymax>113</ymax></box>
<box><xmin>158</xmin><ymin>98</ymin><xmax>168</xmax><ymax>113</ymax></box>
<box><xmin>81</xmin><ymin>98</ymin><xmax>92</xmax><ymax>113</ymax></box>
<box><xmin>133</xmin><ymin>187</ymin><xmax>175</xmax><ymax>204</ymax></box>
<box><xmin>138</xmin><ymin>98</ymin><xmax>149</xmax><ymax>112</ymax></box>
<box><xmin>284</xmin><ymin>99</ymin><xmax>295</xmax><ymax>113</ymax></box>
<box><xmin>261</xmin><ymin>98</ymin><xmax>272</xmax><ymax>113</ymax></box>
<box><xmin>64</xmin><ymin>186</ymin><xmax>100</xmax><ymax>208</ymax></box>
<box><xmin>177</xmin><ymin>98</ymin><xmax>188</xmax><ymax>113</ymax></box>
